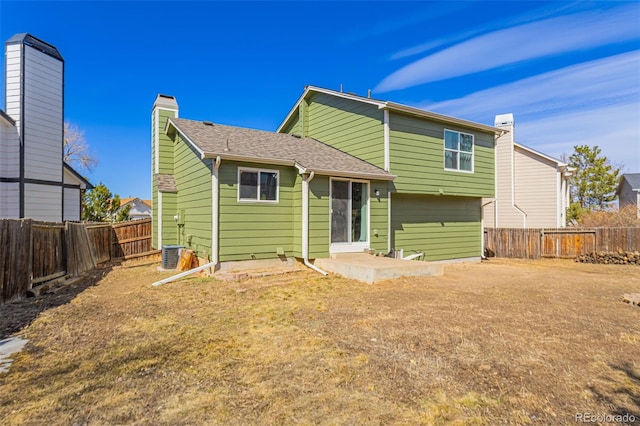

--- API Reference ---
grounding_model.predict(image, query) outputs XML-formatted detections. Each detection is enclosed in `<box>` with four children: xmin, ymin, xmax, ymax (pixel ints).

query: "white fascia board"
<box><xmin>514</xmin><ymin>142</ymin><xmax>567</xmax><ymax>167</ymax></box>
<box><xmin>276</xmin><ymin>87</ymin><xmax>311</xmax><ymax>133</ymax></box>
<box><xmin>381</xmin><ymin>102</ymin><xmax>503</xmax><ymax>135</ymax></box>
<box><xmin>203</xmin><ymin>152</ymin><xmax>294</xmax><ymax>167</ymax></box>
<box><xmin>276</xmin><ymin>86</ymin><xmax>385</xmax><ymax>133</ymax></box>
<box><xmin>307</xmin><ymin>168</ymin><xmax>395</xmax><ymax>181</ymax></box>
<box><xmin>165</xmin><ymin>119</ymin><xmax>206</xmax><ymax>159</ymax></box>
<box><xmin>305</xmin><ymin>86</ymin><xmax>386</xmax><ymax>107</ymax></box>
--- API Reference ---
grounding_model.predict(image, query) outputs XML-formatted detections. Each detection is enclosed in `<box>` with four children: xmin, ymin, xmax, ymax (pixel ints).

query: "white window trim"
<box><xmin>237</xmin><ymin>167</ymin><xmax>280</xmax><ymax>203</ymax></box>
<box><xmin>443</xmin><ymin>128</ymin><xmax>475</xmax><ymax>174</ymax></box>
<box><xmin>329</xmin><ymin>178</ymin><xmax>370</xmax><ymax>253</ymax></box>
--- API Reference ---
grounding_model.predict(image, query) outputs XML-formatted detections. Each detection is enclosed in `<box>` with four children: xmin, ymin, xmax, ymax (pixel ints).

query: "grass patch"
<box><xmin>1</xmin><ymin>259</ymin><xmax>639</xmax><ymax>424</ymax></box>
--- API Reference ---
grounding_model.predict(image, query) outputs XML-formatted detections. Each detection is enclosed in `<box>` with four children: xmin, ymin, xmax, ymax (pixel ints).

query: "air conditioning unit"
<box><xmin>161</xmin><ymin>245</ymin><xmax>184</xmax><ymax>270</ymax></box>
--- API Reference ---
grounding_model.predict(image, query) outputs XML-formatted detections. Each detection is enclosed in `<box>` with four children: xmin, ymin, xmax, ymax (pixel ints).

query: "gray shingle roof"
<box><xmin>622</xmin><ymin>173</ymin><xmax>640</xmax><ymax>190</ymax></box>
<box><xmin>155</xmin><ymin>174</ymin><xmax>178</xmax><ymax>193</ymax></box>
<box><xmin>167</xmin><ymin>118</ymin><xmax>394</xmax><ymax>180</ymax></box>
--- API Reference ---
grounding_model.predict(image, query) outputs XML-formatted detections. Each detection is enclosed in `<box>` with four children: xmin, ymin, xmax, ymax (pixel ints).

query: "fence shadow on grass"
<box><xmin>586</xmin><ymin>362</ymin><xmax>640</xmax><ymax>420</ymax></box>
<box><xmin>0</xmin><ymin>261</ymin><xmax>119</xmax><ymax>340</ymax></box>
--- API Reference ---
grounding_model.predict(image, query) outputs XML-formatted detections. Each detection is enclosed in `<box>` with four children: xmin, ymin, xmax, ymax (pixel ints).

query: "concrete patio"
<box><xmin>314</xmin><ymin>253</ymin><xmax>445</xmax><ymax>284</ymax></box>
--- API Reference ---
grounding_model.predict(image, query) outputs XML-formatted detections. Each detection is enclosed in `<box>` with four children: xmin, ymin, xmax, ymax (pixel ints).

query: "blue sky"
<box><xmin>1</xmin><ymin>1</ymin><xmax>639</xmax><ymax>200</ymax></box>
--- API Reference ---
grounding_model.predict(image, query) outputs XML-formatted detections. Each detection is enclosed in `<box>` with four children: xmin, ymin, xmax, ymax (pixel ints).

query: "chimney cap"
<box><xmin>494</xmin><ymin>113</ymin><xmax>514</xmax><ymax>127</ymax></box>
<box><xmin>6</xmin><ymin>33</ymin><xmax>63</xmax><ymax>61</ymax></box>
<box><xmin>153</xmin><ymin>93</ymin><xmax>178</xmax><ymax>110</ymax></box>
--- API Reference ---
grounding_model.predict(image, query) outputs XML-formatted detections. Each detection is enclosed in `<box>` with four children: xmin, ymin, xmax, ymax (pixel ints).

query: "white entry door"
<box><xmin>330</xmin><ymin>179</ymin><xmax>369</xmax><ymax>253</ymax></box>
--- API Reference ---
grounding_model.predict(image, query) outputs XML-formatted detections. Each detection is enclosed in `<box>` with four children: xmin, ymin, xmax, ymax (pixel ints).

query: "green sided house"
<box><xmin>152</xmin><ymin>87</ymin><xmax>503</xmax><ymax>271</ymax></box>
<box><xmin>151</xmin><ymin>94</ymin><xmax>394</xmax><ymax>269</ymax></box>
<box><xmin>278</xmin><ymin>86</ymin><xmax>502</xmax><ymax>261</ymax></box>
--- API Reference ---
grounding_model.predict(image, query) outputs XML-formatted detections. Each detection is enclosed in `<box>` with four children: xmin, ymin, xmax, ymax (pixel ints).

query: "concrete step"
<box><xmin>315</xmin><ymin>253</ymin><xmax>444</xmax><ymax>284</ymax></box>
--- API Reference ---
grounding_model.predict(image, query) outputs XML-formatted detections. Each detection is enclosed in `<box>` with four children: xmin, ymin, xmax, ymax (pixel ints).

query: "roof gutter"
<box><xmin>203</xmin><ymin>155</ymin><xmax>395</xmax><ymax>181</ymax></box>
<box><xmin>304</xmin><ymin>168</ymin><xmax>395</xmax><ymax>181</ymax></box>
<box><xmin>203</xmin><ymin>152</ymin><xmax>293</xmax><ymax>167</ymax></box>
<box><xmin>379</xmin><ymin>102</ymin><xmax>503</xmax><ymax>135</ymax></box>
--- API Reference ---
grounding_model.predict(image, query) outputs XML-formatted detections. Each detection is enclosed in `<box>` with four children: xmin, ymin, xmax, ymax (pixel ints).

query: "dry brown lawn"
<box><xmin>1</xmin><ymin>258</ymin><xmax>639</xmax><ymax>425</ymax></box>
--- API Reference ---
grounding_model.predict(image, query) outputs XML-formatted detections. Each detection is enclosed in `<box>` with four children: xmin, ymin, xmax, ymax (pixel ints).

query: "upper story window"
<box><xmin>444</xmin><ymin>129</ymin><xmax>474</xmax><ymax>172</ymax></box>
<box><xmin>238</xmin><ymin>168</ymin><xmax>279</xmax><ymax>202</ymax></box>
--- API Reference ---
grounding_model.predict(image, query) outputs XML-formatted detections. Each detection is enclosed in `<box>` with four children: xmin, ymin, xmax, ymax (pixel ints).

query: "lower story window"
<box><xmin>238</xmin><ymin>168</ymin><xmax>279</xmax><ymax>202</ymax></box>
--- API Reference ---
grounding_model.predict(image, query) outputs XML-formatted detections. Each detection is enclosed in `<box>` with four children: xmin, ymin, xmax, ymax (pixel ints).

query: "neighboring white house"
<box><xmin>120</xmin><ymin>197</ymin><xmax>152</xmax><ymax>220</ymax></box>
<box><xmin>63</xmin><ymin>162</ymin><xmax>93</xmax><ymax>221</ymax></box>
<box><xmin>617</xmin><ymin>173</ymin><xmax>640</xmax><ymax>218</ymax></box>
<box><xmin>483</xmin><ymin>113</ymin><xmax>573</xmax><ymax>228</ymax></box>
<box><xmin>1</xmin><ymin>33</ymin><xmax>91</xmax><ymax>221</ymax></box>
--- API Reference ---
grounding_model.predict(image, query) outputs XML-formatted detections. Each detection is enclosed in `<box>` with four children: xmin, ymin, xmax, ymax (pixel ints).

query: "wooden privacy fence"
<box><xmin>484</xmin><ymin>227</ymin><xmax>640</xmax><ymax>259</ymax></box>
<box><xmin>0</xmin><ymin>218</ymin><xmax>154</xmax><ymax>304</ymax></box>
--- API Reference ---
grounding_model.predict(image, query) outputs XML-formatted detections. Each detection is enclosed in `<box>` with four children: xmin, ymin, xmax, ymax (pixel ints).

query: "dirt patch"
<box><xmin>0</xmin><ymin>258</ymin><xmax>638</xmax><ymax>424</ymax></box>
<box><xmin>0</xmin><ymin>263</ymin><xmax>116</xmax><ymax>339</ymax></box>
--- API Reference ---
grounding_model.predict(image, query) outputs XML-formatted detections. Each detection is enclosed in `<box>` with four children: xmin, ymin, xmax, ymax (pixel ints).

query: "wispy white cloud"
<box><xmin>516</xmin><ymin>103</ymin><xmax>640</xmax><ymax>172</ymax></box>
<box><xmin>375</xmin><ymin>4</ymin><xmax>640</xmax><ymax>92</ymax></box>
<box><xmin>423</xmin><ymin>51</ymin><xmax>640</xmax><ymax>172</ymax></box>
<box><xmin>425</xmin><ymin>51</ymin><xmax>640</xmax><ymax>120</ymax></box>
<box><xmin>390</xmin><ymin>1</ymin><xmax>583</xmax><ymax>60</ymax></box>
<box><xmin>341</xmin><ymin>2</ymin><xmax>468</xmax><ymax>44</ymax></box>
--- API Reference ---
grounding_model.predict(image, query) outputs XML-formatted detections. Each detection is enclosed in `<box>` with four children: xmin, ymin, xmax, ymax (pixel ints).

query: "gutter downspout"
<box><xmin>302</xmin><ymin>171</ymin><xmax>328</xmax><ymax>276</ymax></box>
<box><xmin>383</xmin><ymin>109</ymin><xmax>392</xmax><ymax>254</ymax></box>
<box><xmin>212</xmin><ymin>156</ymin><xmax>221</xmax><ymax>269</ymax></box>
<box><xmin>481</xmin><ymin>198</ymin><xmax>495</xmax><ymax>258</ymax></box>
<box><xmin>152</xmin><ymin>261</ymin><xmax>218</xmax><ymax>287</ymax></box>
<box><xmin>152</xmin><ymin>155</ymin><xmax>222</xmax><ymax>287</ymax></box>
<box><xmin>511</xmin><ymin>145</ymin><xmax>527</xmax><ymax>227</ymax></box>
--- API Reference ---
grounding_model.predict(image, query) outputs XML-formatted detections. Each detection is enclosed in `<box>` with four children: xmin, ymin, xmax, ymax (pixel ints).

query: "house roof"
<box><xmin>0</xmin><ymin>109</ymin><xmax>15</xmax><ymax>126</ymax></box>
<box><xmin>514</xmin><ymin>142</ymin><xmax>568</xmax><ymax>168</ymax></box>
<box><xmin>63</xmin><ymin>162</ymin><xmax>94</xmax><ymax>189</ymax></box>
<box><xmin>166</xmin><ymin>117</ymin><xmax>394</xmax><ymax>181</ymax></box>
<box><xmin>121</xmin><ymin>197</ymin><xmax>152</xmax><ymax>208</ymax></box>
<box><xmin>277</xmin><ymin>85</ymin><xmax>504</xmax><ymax>136</ymax></box>
<box><xmin>155</xmin><ymin>174</ymin><xmax>178</xmax><ymax>193</ymax></box>
<box><xmin>618</xmin><ymin>173</ymin><xmax>640</xmax><ymax>193</ymax></box>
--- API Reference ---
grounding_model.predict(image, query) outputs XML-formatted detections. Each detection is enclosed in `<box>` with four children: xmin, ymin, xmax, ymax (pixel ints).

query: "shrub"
<box><xmin>576</xmin><ymin>204</ymin><xmax>640</xmax><ymax>227</ymax></box>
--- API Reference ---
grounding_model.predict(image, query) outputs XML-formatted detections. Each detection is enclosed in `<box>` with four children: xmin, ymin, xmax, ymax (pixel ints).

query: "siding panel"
<box><xmin>218</xmin><ymin>161</ymin><xmax>296</xmax><ymax>261</ymax></box>
<box><xmin>174</xmin><ymin>134</ymin><xmax>213</xmax><ymax>259</ymax></box>
<box><xmin>5</xmin><ymin>44</ymin><xmax>22</xmax><ymax>130</ymax></box>
<box><xmin>391</xmin><ymin>194</ymin><xmax>481</xmax><ymax>261</ymax></box>
<box><xmin>308</xmin><ymin>176</ymin><xmax>330</xmax><ymax>259</ymax></box>
<box><xmin>0</xmin><ymin>183</ymin><xmax>20</xmax><ymax>218</ymax></box>
<box><xmin>23</xmin><ymin>47</ymin><xmax>63</xmax><ymax>182</ymax></box>
<box><xmin>0</xmin><ymin>122</ymin><xmax>20</xmax><ymax>177</ymax></box>
<box><xmin>514</xmin><ymin>147</ymin><xmax>559</xmax><ymax>228</ymax></box>
<box><xmin>389</xmin><ymin>113</ymin><xmax>495</xmax><ymax>197</ymax></box>
<box><xmin>307</xmin><ymin>93</ymin><xmax>385</xmax><ymax>168</ymax></box>
<box><xmin>24</xmin><ymin>183</ymin><xmax>62</xmax><ymax>222</ymax></box>
<box><xmin>63</xmin><ymin>187</ymin><xmax>80</xmax><ymax>221</ymax></box>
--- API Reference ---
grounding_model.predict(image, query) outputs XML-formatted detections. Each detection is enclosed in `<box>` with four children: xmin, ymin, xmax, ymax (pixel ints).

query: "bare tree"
<box><xmin>64</xmin><ymin>121</ymin><xmax>98</xmax><ymax>171</ymax></box>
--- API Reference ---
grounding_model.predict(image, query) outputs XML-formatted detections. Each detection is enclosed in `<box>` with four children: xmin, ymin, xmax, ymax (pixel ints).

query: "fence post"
<box><xmin>28</xmin><ymin>218</ymin><xmax>34</xmax><ymax>290</ymax></box>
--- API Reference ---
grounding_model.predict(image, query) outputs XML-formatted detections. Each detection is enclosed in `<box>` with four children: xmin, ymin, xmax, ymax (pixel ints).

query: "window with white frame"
<box><xmin>238</xmin><ymin>168</ymin><xmax>279</xmax><ymax>202</ymax></box>
<box><xmin>444</xmin><ymin>129</ymin><xmax>474</xmax><ymax>172</ymax></box>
